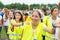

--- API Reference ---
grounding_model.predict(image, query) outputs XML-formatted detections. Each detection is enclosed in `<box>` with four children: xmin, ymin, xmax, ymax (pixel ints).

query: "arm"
<box><xmin>11</xmin><ymin>20</ymin><xmax>22</xmax><ymax>26</ymax></box>
<box><xmin>54</xmin><ymin>21</ymin><xmax>60</xmax><ymax>27</ymax></box>
<box><xmin>44</xmin><ymin>27</ymin><xmax>55</xmax><ymax>34</ymax></box>
<box><xmin>11</xmin><ymin>20</ymin><xmax>30</xmax><ymax>26</ymax></box>
<box><xmin>44</xmin><ymin>25</ymin><xmax>55</xmax><ymax>34</ymax></box>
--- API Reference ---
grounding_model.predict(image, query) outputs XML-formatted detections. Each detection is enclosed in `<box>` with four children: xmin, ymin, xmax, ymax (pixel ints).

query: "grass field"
<box><xmin>0</xmin><ymin>29</ymin><xmax>7</xmax><ymax>40</ymax></box>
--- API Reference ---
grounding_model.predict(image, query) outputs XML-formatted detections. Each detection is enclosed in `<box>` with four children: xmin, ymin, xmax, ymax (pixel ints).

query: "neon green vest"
<box><xmin>7</xmin><ymin>20</ymin><xmax>23</xmax><ymax>40</ymax></box>
<box><xmin>43</xmin><ymin>16</ymin><xmax>53</xmax><ymax>40</ymax></box>
<box><xmin>22</xmin><ymin>22</ymin><xmax>44</xmax><ymax>40</ymax></box>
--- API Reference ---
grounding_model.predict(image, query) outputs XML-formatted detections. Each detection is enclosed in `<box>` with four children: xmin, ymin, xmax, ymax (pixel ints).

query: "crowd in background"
<box><xmin>0</xmin><ymin>6</ymin><xmax>60</xmax><ymax>40</ymax></box>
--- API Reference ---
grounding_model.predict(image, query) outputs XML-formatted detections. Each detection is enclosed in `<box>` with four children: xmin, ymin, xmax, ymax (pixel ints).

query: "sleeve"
<box><xmin>47</xmin><ymin>17</ymin><xmax>53</xmax><ymax>29</ymax></box>
<box><xmin>43</xmin><ymin>24</ymin><xmax>47</xmax><ymax>31</ymax></box>
<box><xmin>44</xmin><ymin>16</ymin><xmax>53</xmax><ymax>29</ymax></box>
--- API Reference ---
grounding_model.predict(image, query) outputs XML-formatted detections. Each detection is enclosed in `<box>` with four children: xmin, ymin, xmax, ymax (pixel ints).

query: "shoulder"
<box><xmin>45</xmin><ymin>16</ymin><xmax>50</xmax><ymax>18</ymax></box>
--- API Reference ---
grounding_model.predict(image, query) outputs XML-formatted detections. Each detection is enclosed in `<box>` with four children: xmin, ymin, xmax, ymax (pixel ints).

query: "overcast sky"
<box><xmin>0</xmin><ymin>0</ymin><xmax>60</xmax><ymax>5</ymax></box>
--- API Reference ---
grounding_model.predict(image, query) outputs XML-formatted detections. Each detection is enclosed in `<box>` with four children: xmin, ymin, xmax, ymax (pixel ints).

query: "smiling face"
<box><xmin>31</xmin><ymin>11</ymin><xmax>41</xmax><ymax>23</ymax></box>
<box><xmin>15</xmin><ymin>12</ymin><xmax>21</xmax><ymax>21</ymax></box>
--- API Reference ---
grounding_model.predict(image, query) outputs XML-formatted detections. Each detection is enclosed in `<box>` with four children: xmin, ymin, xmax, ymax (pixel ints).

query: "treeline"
<box><xmin>0</xmin><ymin>1</ymin><xmax>60</xmax><ymax>10</ymax></box>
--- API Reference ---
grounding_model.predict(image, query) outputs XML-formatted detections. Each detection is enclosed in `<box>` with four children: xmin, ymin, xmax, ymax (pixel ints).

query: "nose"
<box><xmin>32</xmin><ymin>16</ymin><xmax>36</xmax><ymax>20</ymax></box>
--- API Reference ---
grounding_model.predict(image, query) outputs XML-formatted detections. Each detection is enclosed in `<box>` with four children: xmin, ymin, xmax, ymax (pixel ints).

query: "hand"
<box><xmin>24</xmin><ymin>22</ymin><xmax>30</xmax><ymax>25</ymax></box>
<box><xmin>11</xmin><ymin>22</ymin><xmax>22</xmax><ymax>26</ymax></box>
<box><xmin>54</xmin><ymin>21</ymin><xmax>60</xmax><ymax>27</ymax></box>
<box><xmin>17</xmin><ymin>23</ymin><xmax>22</xmax><ymax>26</ymax></box>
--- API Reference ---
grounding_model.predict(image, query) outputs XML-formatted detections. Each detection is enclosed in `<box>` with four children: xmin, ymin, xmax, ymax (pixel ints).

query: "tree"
<box><xmin>21</xmin><ymin>3</ymin><xmax>28</xmax><ymax>10</ymax></box>
<box><xmin>40</xmin><ymin>4</ymin><xmax>46</xmax><ymax>9</ymax></box>
<box><xmin>30</xmin><ymin>4</ymin><xmax>40</xmax><ymax>10</ymax></box>
<box><xmin>0</xmin><ymin>2</ymin><xmax>4</xmax><ymax>8</ymax></box>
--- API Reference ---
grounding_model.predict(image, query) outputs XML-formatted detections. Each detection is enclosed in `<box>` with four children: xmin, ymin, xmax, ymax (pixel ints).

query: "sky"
<box><xmin>0</xmin><ymin>0</ymin><xmax>60</xmax><ymax>5</ymax></box>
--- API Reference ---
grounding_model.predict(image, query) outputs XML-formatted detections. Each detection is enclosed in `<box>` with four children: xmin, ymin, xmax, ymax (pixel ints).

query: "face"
<box><xmin>52</xmin><ymin>8</ymin><xmax>59</xmax><ymax>17</ymax></box>
<box><xmin>31</xmin><ymin>11</ymin><xmax>41</xmax><ymax>23</ymax></box>
<box><xmin>15</xmin><ymin>13</ymin><xmax>21</xmax><ymax>20</ymax></box>
<box><xmin>9</xmin><ymin>11</ymin><xmax>14</xmax><ymax>18</ymax></box>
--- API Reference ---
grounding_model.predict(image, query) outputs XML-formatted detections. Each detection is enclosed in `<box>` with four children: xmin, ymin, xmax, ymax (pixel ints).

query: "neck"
<box><xmin>15</xmin><ymin>19</ymin><xmax>20</xmax><ymax>23</ymax></box>
<box><xmin>32</xmin><ymin>22</ymin><xmax>39</xmax><ymax>29</ymax></box>
<box><xmin>52</xmin><ymin>15</ymin><xmax>56</xmax><ymax>20</ymax></box>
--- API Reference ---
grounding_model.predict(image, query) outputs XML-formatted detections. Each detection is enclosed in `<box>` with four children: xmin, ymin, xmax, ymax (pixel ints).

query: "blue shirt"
<box><xmin>0</xmin><ymin>12</ymin><xmax>4</xmax><ymax>17</ymax></box>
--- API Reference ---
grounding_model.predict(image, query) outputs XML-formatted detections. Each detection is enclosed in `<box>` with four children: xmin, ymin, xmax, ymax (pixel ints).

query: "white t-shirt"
<box><xmin>50</xmin><ymin>16</ymin><xmax>60</xmax><ymax>40</ymax></box>
<box><xmin>33</xmin><ymin>28</ymin><xmax>36</xmax><ymax>40</ymax></box>
<box><xmin>3</xmin><ymin>14</ymin><xmax>10</xmax><ymax>26</ymax></box>
<box><xmin>55</xmin><ymin>28</ymin><xmax>60</xmax><ymax>40</ymax></box>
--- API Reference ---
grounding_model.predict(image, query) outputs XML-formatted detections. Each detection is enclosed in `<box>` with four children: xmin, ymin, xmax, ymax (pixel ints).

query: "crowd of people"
<box><xmin>0</xmin><ymin>6</ymin><xmax>60</xmax><ymax>40</ymax></box>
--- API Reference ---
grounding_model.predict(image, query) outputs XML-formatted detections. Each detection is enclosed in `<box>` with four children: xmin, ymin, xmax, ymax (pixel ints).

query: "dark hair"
<box><xmin>41</xmin><ymin>8</ymin><xmax>47</xmax><ymax>16</ymax></box>
<box><xmin>32</xmin><ymin>11</ymin><xmax>43</xmax><ymax>22</ymax></box>
<box><xmin>51</xmin><ymin>6</ymin><xmax>58</xmax><ymax>14</ymax></box>
<box><xmin>14</xmin><ymin>12</ymin><xmax>23</xmax><ymax>22</ymax></box>
<box><xmin>24</xmin><ymin>13</ymin><xmax>28</xmax><ymax>16</ymax></box>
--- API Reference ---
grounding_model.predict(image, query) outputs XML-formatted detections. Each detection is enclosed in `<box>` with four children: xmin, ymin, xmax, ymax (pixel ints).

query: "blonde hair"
<box><xmin>3</xmin><ymin>8</ymin><xmax>9</xmax><ymax>14</ymax></box>
<box><xmin>3</xmin><ymin>8</ymin><xmax>9</xmax><ymax>19</ymax></box>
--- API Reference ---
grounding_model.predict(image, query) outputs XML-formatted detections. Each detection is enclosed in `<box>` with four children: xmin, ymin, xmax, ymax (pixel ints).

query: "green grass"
<box><xmin>0</xmin><ymin>29</ymin><xmax>7</xmax><ymax>39</ymax></box>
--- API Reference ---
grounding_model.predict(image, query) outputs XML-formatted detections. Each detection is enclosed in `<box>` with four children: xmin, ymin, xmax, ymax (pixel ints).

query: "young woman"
<box><xmin>7</xmin><ymin>12</ymin><xmax>23</xmax><ymax>40</ymax></box>
<box><xmin>22</xmin><ymin>11</ymin><xmax>53</xmax><ymax>40</ymax></box>
<box><xmin>41</xmin><ymin>8</ymin><xmax>53</xmax><ymax>40</ymax></box>
<box><xmin>50</xmin><ymin>7</ymin><xmax>60</xmax><ymax>40</ymax></box>
<box><xmin>2</xmin><ymin>8</ymin><xmax>10</xmax><ymax>37</ymax></box>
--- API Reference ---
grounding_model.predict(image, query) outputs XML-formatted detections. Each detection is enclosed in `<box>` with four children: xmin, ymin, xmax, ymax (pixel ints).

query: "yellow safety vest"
<box><xmin>7</xmin><ymin>20</ymin><xmax>23</xmax><ymax>40</ymax></box>
<box><xmin>43</xmin><ymin>16</ymin><xmax>53</xmax><ymax>40</ymax></box>
<box><xmin>22</xmin><ymin>22</ymin><xmax>44</xmax><ymax>40</ymax></box>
